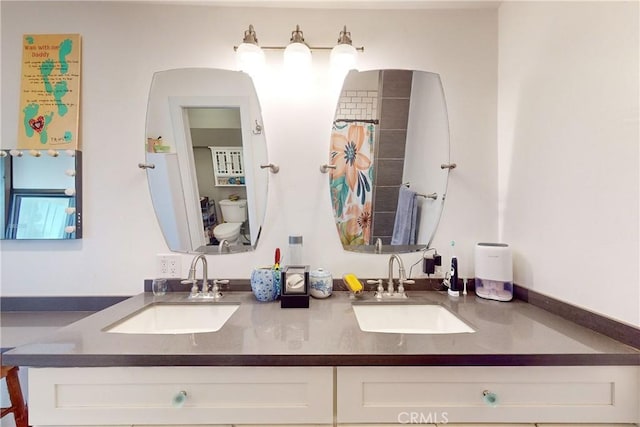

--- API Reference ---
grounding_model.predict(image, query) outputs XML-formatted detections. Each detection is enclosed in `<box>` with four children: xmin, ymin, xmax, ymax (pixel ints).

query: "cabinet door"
<box><xmin>337</xmin><ymin>366</ymin><xmax>639</xmax><ymax>424</ymax></box>
<box><xmin>29</xmin><ymin>367</ymin><xmax>333</xmax><ymax>426</ymax></box>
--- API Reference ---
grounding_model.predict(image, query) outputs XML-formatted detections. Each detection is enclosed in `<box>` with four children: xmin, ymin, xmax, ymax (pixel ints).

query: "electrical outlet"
<box><xmin>157</xmin><ymin>254</ymin><xmax>181</xmax><ymax>278</ymax></box>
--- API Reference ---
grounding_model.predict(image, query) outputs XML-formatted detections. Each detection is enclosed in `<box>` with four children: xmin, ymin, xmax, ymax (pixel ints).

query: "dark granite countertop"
<box><xmin>2</xmin><ymin>291</ymin><xmax>638</xmax><ymax>367</ymax></box>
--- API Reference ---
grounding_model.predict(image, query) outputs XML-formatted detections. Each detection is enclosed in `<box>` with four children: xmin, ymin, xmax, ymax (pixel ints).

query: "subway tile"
<box><xmin>368</xmin><ymin>91</ymin><xmax>378</xmax><ymax>97</ymax></box>
<box><xmin>357</xmin><ymin>90</ymin><xmax>368</xmax><ymax>97</ymax></box>
<box><xmin>346</xmin><ymin>90</ymin><xmax>357</xmax><ymax>97</ymax></box>
<box><xmin>352</xmin><ymin>97</ymin><xmax>362</xmax><ymax>103</ymax></box>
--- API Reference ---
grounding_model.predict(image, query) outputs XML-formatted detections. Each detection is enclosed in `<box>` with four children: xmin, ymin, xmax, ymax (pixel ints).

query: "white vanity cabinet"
<box><xmin>336</xmin><ymin>366</ymin><xmax>639</xmax><ymax>424</ymax></box>
<box><xmin>27</xmin><ymin>365</ymin><xmax>639</xmax><ymax>426</ymax></box>
<box><xmin>28</xmin><ymin>367</ymin><xmax>333</xmax><ymax>426</ymax></box>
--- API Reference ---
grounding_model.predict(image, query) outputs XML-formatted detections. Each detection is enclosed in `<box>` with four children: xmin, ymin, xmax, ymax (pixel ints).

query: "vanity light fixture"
<box><xmin>236</xmin><ymin>25</ymin><xmax>266</xmax><ymax>74</ymax></box>
<box><xmin>47</xmin><ymin>149</ymin><xmax>59</xmax><ymax>157</ymax></box>
<box><xmin>0</xmin><ymin>150</ymin><xmax>7</xmax><ymax>158</ymax></box>
<box><xmin>234</xmin><ymin>24</ymin><xmax>363</xmax><ymax>73</ymax></box>
<box><xmin>330</xmin><ymin>26</ymin><xmax>358</xmax><ymax>72</ymax></box>
<box><xmin>29</xmin><ymin>149</ymin><xmax>41</xmax><ymax>157</ymax></box>
<box><xmin>9</xmin><ymin>150</ymin><xmax>23</xmax><ymax>157</ymax></box>
<box><xmin>283</xmin><ymin>25</ymin><xmax>312</xmax><ymax>73</ymax></box>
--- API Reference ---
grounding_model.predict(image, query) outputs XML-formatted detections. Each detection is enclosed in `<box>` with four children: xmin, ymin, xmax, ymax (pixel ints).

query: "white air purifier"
<box><xmin>474</xmin><ymin>243</ymin><xmax>513</xmax><ymax>301</ymax></box>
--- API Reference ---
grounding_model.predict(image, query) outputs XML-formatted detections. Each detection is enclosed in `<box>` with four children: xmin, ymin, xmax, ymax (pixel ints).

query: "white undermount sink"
<box><xmin>352</xmin><ymin>303</ymin><xmax>475</xmax><ymax>334</ymax></box>
<box><xmin>104</xmin><ymin>303</ymin><xmax>239</xmax><ymax>335</ymax></box>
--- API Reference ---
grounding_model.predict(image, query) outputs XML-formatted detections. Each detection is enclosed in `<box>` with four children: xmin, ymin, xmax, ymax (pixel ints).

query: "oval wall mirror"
<box><xmin>328</xmin><ymin>69</ymin><xmax>451</xmax><ymax>254</ymax></box>
<box><xmin>145</xmin><ymin>68</ymin><xmax>269</xmax><ymax>254</ymax></box>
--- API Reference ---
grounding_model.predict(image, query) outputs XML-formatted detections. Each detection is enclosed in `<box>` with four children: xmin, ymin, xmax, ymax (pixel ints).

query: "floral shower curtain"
<box><xmin>329</xmin><ymin>122</ymin><xmax>375</xmax><ymax>246</ymax></box>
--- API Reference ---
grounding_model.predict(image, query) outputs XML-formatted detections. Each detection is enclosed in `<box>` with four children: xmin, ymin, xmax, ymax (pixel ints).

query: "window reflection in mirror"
<box><xmin>329</xmin><ymin>69</ymin><xmax>450</xmax><ymax>254</ymax></box>
<box><xmin>1</xmin><ymin>150</ymin><xmax>82</xmax><ymax>240</ymax></box>
<box><xmin>144</xmin><ymin>68</ymin><xmax>268</xmax><ymax>254</ymax></box>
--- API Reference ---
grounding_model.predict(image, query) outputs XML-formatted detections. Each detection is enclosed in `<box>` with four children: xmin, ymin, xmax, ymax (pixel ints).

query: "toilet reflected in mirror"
<box><xmin>213</xmin><ymin>199</ymin><xmax>248</xmax><ymax>246</ymax></box>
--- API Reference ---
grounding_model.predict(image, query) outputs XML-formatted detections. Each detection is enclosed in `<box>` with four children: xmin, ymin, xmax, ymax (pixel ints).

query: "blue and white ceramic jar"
<box><xmin>309</xmin><ymin>268</ymin><xmax>332</xmax><ymax>299</ymax></box>
<box><xmin>250</xmin><ymin>268</ymin><xmax>280</xmax><ymax>302</ymax></box>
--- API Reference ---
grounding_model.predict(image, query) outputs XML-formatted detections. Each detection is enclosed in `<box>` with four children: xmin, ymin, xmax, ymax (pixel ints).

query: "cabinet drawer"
<box><xmin>337</xmin><ymin>366</ymin><xmax>638</xmax><ymax>424</ymax></box>
<box><xmin>29</xmin><ymin>367</ymin><xmax>333</xmax><ymax>425</ymax></box>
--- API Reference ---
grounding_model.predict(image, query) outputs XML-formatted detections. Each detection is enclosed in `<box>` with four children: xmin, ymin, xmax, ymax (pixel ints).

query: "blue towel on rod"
<box><xmin>391</xmin><ymin>186</ymin><xmax>418</xmax><ymax>245</ymax></box>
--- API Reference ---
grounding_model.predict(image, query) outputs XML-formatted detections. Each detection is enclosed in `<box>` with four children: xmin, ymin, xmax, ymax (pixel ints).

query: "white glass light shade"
<box><xmin>283</xmin><ymin>42</ymin><xmax>312</xmax><ymax>72</ymax></box>
<box><xmin>330</xmin><ymin>43</ymin><xmax>357</xmax><ymax>72</ymax></box>
<box><xmin>236</xmin><ymin>42</ymin><xmax>265</xmax><ymax>73</ymax></box>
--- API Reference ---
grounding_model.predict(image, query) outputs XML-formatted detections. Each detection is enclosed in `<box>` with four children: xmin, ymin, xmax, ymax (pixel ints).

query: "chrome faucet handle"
<box><xmin>367</xmin><ymin>279</ymin><xmax>385</xmax><ymax>299</ymax></box>
<box><xmin>180</xmin><ymin>278</ymin><xmax>199</xmax><ymax>296</ymax></box>
<box><xmin>397</xmin><ymin>278</ymin><xmax>414</xmax><ymax>297</ymax></box>
<box><xmin>211</xmin><ymin>279</ymin><xmax>228</xmax><ymax>299</ymax></box>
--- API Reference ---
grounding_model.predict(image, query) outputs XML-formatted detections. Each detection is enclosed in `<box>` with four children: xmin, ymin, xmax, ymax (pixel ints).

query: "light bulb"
<box><xmin>330</xmin><ymin>43</ymin><xmax>357</xmax><ymax>73</ymax></box>
<box><xmin>236</xmin><ymin>42</ymin><xmax>265</xmax><ymax>74</ymax></box>
<box><xmin>283</xmin><ymin>42</ymin><xmax>312</xmax><ymax>73</ymax></box>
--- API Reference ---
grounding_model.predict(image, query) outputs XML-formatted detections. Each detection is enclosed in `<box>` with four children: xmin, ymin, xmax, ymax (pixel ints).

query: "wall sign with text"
<box><xmin>18</xmin><ymin>34</ymin><xmax>81</xmax><ymax>150</ymax></box>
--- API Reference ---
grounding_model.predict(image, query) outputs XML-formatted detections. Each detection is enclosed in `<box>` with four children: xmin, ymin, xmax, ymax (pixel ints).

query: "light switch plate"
<box><xmin>157</xmin><ymin>254</ymin><xmax>181</xmax><ymax>278</ymax></box>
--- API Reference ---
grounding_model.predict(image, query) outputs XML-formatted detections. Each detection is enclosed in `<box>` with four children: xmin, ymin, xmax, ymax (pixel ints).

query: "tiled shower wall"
<box><xmin>371</xmin><ymin>70</ymin><xmax>413</xmax><ymax>244</ymax></box>
<box><xmin>336</xmin><ymin>91</ymin><xmax>378</xmax><ymax>121</ymax></box>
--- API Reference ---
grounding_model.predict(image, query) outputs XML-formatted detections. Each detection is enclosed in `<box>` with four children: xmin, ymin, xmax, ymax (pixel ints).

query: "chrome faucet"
<box><xmin>218</xmin><ymin>239</ymin><xmax>230</xmax><ymax>254</ymax></box>
<box><xmin>374</xmin><ymin>238</ymin><xmax>383</xmax><ymax>254</ymax></box>
<box><xmin>181</xmin><ymin>254</ymin><xmax>211</xmax><ymax>298</ymax></box>
<box><xmin>385</xmin><ymin>254</ymin><xmax>413</xmax><ymax>298</ymax></box>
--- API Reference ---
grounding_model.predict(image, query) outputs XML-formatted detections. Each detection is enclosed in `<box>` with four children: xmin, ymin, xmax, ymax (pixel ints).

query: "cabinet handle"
<box><xmin>482</xmin><ymin>389</ymin><xmax>498</xmax><ymax>407</ymax></box>
<box><xmin>172</xmin><ymin>390</ymin><xmax>188</xmax><ymax>408</ymax></box>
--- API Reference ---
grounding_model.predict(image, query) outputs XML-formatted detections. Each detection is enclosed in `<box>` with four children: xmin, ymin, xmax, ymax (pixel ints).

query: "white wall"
<box><xmin>498</xmin><ymin>1</ymin><xmax>639</xmax><ymax>326</ymax></box>
<box><xmin>0</xmin><ymin>2</ymin><xmax>498</xmax><ymax>295</ymax></box>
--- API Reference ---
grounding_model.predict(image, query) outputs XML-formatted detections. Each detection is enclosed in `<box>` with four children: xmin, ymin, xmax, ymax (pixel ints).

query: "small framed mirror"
<box><xmin>328</xmin><ymin>69</ymin><xmax>451</xmax><ymax>253</ymax></box>
<box><xmin>1</xmin><ymin>149</ymin><xmax>82</xmax><ymax>240</ymax></box>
